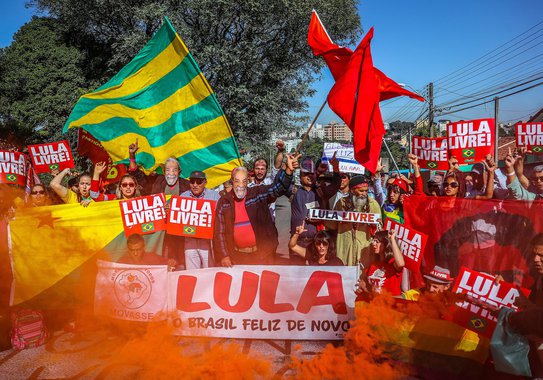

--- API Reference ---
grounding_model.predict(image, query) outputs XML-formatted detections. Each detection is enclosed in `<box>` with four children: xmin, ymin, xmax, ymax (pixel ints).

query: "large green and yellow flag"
<box><xmin>63</xmin><ymin>17</ymin><xmax>242</xmax><ymax>188</ymax></box>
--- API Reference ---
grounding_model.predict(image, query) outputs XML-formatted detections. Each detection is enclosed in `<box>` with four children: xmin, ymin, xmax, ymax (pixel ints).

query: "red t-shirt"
<box><xmin>233</xmin><ymin>198</ymin><xmax>257</xmax><ymax>248</ymax></box>
<box><xmin>366</xmin><ymin>258</ymin><xmax>403</xmax><ymax>296</ymax></box>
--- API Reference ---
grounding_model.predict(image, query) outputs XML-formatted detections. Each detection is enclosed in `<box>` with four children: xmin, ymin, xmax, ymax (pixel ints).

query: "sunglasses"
<box><xmin>315</xmin><ymin>240</ymin><xmax>329</xmax><ymax>247</ymax></box>
<box><xmin>120</xmin><ymin>182</ymin><xmax>136</xmax><ymax>188</ymax></box>
<box><xmin>189</xmin><ymin>178</ymin><xmax>205</xmax><ymax>185</ymax></box>
<box><xmin>443</xmin><ymin>182</ymin><xmax>459</xmax><ymax>188</ymax></box>
<box><xmin>31</xmin><ymin>190</ymin><xmax>45</xmax><ymax>195</ymax></box>
<box><xmin>531</xmin><ymin>176</ymin><xmax>543</xmax><ymax>183</ymax></box>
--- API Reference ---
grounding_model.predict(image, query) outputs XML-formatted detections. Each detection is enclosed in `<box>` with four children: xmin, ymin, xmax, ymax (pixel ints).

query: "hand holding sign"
<box><xmin>275</xmin><ymin>140</ymin><xmax>285</xmax><ymax>152</ymax></box>
<box><xmin>448</xmin><ymin>156</ymin><xmax>459</xmax><ymax>171</ymax></box>
<box><xmin>483</xmin><ymin>155</ymin><xmax>496</xmax><ymax>173</ymax></box>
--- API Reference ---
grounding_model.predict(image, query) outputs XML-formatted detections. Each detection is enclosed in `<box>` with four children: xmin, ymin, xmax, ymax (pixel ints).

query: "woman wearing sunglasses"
<box><xmin>90</xmin><ymin>162</ymin><xmax>141</xmax><ymax>201</ymax></box>
<box><xmin>288</xmin><ymin>221</ymin><xmax>343</xmax><ymax>266</ymax></box>
<box><xmin>25</xmin><ymin>184</ymin><xmax>51</xmax><ymax>207</ymax></box>
<box><xmin>409</xmin><ymin>154</ymin><xmax>496</xmax><ymax>200</ymax></box>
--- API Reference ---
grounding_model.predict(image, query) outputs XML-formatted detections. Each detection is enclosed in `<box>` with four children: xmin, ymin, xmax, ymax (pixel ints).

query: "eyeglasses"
<box><xmin>315</xmin><ymin>241</ymin><xmax>329</xmax><ymax>247</ymax></box>
<box><xmin>531</xmin><ymin>176</ymin><xmax>543</xmax><ymax>183</ymax></box>
<box><xmin>120</xmin><ymin>182</ymin><xmax>136</xmax><ymax>188</ymax></box>
<box><xmin>189</xmin><ymin>178</ymin><xmax>204</xmax><ymax>185</ymax></box>
<box><xmin>443</xmin><ymin>182</ymin><xmax>459</xmax><ymax>189</ymax></box>
<box><xmin>31</xmin><ymin>190</ymin><xmax>45</xmax><ymax>195</ymax></box>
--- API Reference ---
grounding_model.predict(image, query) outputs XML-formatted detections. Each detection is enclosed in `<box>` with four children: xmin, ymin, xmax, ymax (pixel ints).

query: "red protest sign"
<box><xmin>450</xmin><ymin>267</ymin><xmax>530</xmax><ymax>338</ymax></box>
<box><xmin>411</xmin><ymin>136</ymin><xmax>448</xmax><ymax>170</ymax></box>
<box><xmin>119</xmin><ymin>194</ymin><xmax>166</xmax><ymax>236</ymax></box>
<box><xmin>77</xmin><ymin>129</ymin><xmax>126</xmax><ymax>184</ymax></box>
<box><xmin>167</xmin><ymin>196</ymin><xmax>216</xmax><ymax>239</ymax></box>
<box><xmin>515</xmin><ymin>122</ymin><xmax>543</xmax><ymax>154</ymax></box>
<box><xmin>28</xmin><ymin>140</ymin><xmax>74</xmax><ymax>174</ymax></box>
<box><xmin>384</xmin><ymin>219</ymin><xmax>428</xmax><ymax>271</ymax></box>
<box><xmin>447</xmin><ymin>118</ymin><xmax>495</xmax><ymax>164</ymax></box>
<box><xmin>0</xmin><ymin>151</ymin><xmax>26</xmax><ymax>186</ymax></box>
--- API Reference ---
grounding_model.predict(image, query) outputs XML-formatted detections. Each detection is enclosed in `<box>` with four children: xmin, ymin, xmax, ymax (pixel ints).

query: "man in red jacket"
<box><xmin>214</xmin><ymin>154</ymin><xmax>299</xmax><ymax>266</ymax></box>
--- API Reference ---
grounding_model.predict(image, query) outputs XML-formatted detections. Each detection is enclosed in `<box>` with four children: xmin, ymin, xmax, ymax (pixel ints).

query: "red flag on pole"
<box><xmin>308</xmin><ymin>11</ymin><xmax>425</xmax><ymax>173</ymax></box>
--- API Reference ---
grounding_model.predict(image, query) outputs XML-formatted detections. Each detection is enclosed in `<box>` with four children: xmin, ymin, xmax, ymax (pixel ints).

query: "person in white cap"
<box><xmin>401</xmin><ymin>265</ymin><xmax>455</xmax><ymax>301</ymax></box>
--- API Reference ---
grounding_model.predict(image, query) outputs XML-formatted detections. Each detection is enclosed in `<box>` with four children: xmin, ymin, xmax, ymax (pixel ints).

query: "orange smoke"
<box><xmin>290</xmin><ymin>291</ymin><xmax>462</xmax><ymax>380</ymax></box>
<box><xmin>102</xmin><ymin>321</ymin><xmax>271</xmax><ymax>379</ymax></box>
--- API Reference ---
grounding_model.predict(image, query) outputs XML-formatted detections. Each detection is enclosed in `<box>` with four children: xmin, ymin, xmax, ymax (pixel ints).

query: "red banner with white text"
<box><xmin>449</xmin><ymin>267</ymin><xmax>530</xmax><ymax>338</ymax></box>
<box><xmin>411</xmin><ymin>136</ymin><xmax>449</xmax><ymax>170</ymax></box>
<box><xmin>515</xmin><ymin>122</ymin><xmax>543</xmax><ymax>153</ymax></box>
<box><xmin>28</xmin><ymin>140</ymin><xmax>74</xmax><ymax>174</ymax></box>
<box><xmin>119</xmin><ymin>194</ymin><xmax>166</xmax><ymax>236</ymax></box>
<box><xmin>384</xmin><ymin>219</ymin><xmax>428</xmax><ymax>271</ymax></box>
<box><xmin>447</xmin><ymin>118</ymin><xmax>495</xmax><ymax>164</ymax></box>
<box><xmin>0</xmin><ymin>151</ymin><xmax>26</xmax><ymax>186</ymax></box>
<box><xmin>167</xmin><ymin>196</ymin><xmax>216</xmax><ymax>239</ymax></box>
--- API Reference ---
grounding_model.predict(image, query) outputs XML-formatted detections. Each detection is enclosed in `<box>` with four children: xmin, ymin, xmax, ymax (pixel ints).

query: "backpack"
<box><xmin>10</xmin><ymin>309</ymin><xmax>49</xmax><ymax>349</ymax></box>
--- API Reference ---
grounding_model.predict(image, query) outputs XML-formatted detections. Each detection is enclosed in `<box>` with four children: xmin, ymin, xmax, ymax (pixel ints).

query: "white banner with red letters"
<box><xmin>447</xmin><ymin>118</ymin><xmax>495</xmax><ymax>164</ymax></box>
<box><xmin>94</xmin><ymin>260</ymin><xmax>169</xmax><ymax>322</ymax></box>
<box><xmin>515</xmin><ymin>122</ymin><xmax>543</xmax><ymax>153</ymax></box>
<box><xmin>28</xmin><ymin>140</ymin><xmax>74</xmax><ymax>174</ymax></box>
<box><xmin>308</xmin><ymin>208</ymin><xmax>380</xmax><ymax>224</ymax></box>
<box><xmin>168</xmin><ymin>266</ymin><xmax>357</xmax><ymax>340</ymax></box>
<box><xmin>384</xmin><ymin>219</ymin><xmax>428</xmax><ymax>271</ymax></box>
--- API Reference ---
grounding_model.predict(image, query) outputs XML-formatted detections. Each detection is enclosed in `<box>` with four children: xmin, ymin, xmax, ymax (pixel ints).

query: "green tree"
<box><xmin>29</xmin><ymin>0</ymin><xmax>361</xmax><ymax>154</ymax></box>
<box><xmin>0</xmin><ymin>17</ymin><xmax>88</xmax><ymax>146</ymax></box>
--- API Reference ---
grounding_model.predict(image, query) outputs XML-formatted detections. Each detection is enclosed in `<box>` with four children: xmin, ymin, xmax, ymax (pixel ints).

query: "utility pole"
<box><xmin>494</xmin><ymin>96</ymin><xmax>499</xmax><ymax>161</ymax></box>
<box><xmin>428</xmin><ymin>82</ymin><xmax>434</xmax><ymax>137</ymax></box>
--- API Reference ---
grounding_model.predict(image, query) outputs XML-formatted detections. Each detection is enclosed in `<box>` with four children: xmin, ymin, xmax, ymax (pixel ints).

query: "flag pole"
<box><xmin>295</xmin><ymin>98</ymin><xmax>328</xmax><ymax>154</ymax></box>
<box><xmin>382</xmin><ymin>139</ymin><xmax>401</xmax><ymax>173</ymax></box>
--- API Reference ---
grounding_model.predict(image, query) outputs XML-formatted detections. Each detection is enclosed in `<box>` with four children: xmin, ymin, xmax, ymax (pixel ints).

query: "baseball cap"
<box><xmin>349</xmin><ymin>175</ymin><xmax>369</xmax><ymax>189</ymax></box>
<box><xmin>423</xmin><ymin>265</ymin><xmax>454</xmax><ymax>284</ymax></box>
<box><xmin>391</xmin><ymin>178</ymin><xmax>409</xmax><ymax>193</ymax></box>
<box><xmin>189</xmin><ymin>171</ymin><xmax>206</xmax><ymax>179</ymax></box>
<box><xmin>300</xmin><ymin>157</ymin><xmax>316</xmax><ymax>173</ymax></box>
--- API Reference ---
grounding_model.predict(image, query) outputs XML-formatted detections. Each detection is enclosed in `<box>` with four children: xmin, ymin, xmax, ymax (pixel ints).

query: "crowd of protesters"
<box><xmin>2</xmin><ymin>138</ymin><xmax>543</xmax><ymax>374</ymax></box>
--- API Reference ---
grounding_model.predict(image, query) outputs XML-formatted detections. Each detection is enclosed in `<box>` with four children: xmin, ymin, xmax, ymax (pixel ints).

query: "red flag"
<box><xmin>308</xmin><ymin>12</ymin><xmax>424</xmax><ymax>173</ymax></box>
<box><xmin>308</xmin><ymin>10</ymin><xmax>352</xmax><ymax>80</ymax></box>
<box><xmin>374</xmin><ymin>68</ymin><xmax>425</xmax><ymax>102</ymax></box>
<box><xmin>327</xmin><ymin>28</ymin><xmax>383</xmax><ymax>172</ymax></box>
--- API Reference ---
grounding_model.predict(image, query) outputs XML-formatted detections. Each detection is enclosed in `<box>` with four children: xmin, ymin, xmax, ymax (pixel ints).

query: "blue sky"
<box><xmin>2</xmin><ymin>0</ymin><xmax>543</xmax><ymax>126</ymax></box>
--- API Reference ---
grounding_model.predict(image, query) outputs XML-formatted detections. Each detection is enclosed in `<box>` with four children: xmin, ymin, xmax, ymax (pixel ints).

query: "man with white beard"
<box><xmin>214</xmin><ymin>154</ymin><xmax>300</xmax><ymax>266</ymax></box>
<box><xmin>329</xmin><ymin>175</ymin><xmax>382</xmax><ymax>267</ymax></box>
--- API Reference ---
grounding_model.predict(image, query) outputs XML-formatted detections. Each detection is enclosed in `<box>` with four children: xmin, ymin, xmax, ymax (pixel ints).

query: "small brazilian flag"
<box><xmin>469</xmin><ymin>316</ymin><xmax>487</xmax><ymax>332</ymax></box>
<box><xmin>462</xmin><ymin>148</ymin><xmax>475</xmax><ymax>158</ymax></box>
<box><xmin>533</xmin><ymin>146</ymin><xmax>543</xmax><ymax>153</ymax></box>
<box><xmin>49</xmin><ymin>164</ymin><xmax>59</xmax><ymax>171</ymax></box>
<box><xmin>183</xmin><ymin>226</ymin><xmax>196</xmax><ymax>235</ymax></box>
<box><xmin>6</xmin><ymin>174</ymin><xmax>18</xmax><ymax>182</ymax></box>
<box><xmin>427</xmin><ymin>161</ymin><xmax>437</xmax><ymax>169</ymax></box>
<box><xmin>142</xmin><ymin>222</ymin><xmax>155</xmax><ymax>233</ymax></box>
<box><xmin>63</xmin><ymin>17</ymin><xmax>242</xmax><ymax>188</ymax></box>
